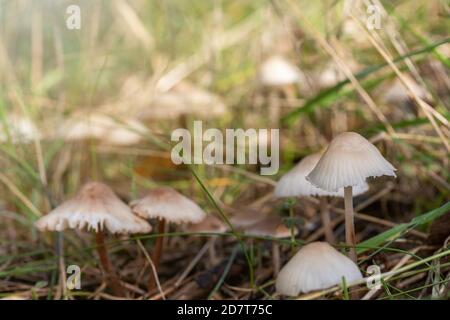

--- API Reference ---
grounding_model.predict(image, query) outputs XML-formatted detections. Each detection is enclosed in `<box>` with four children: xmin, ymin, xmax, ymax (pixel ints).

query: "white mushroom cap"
<box><xmin>306</xmin><ymin>132</ymin><xmax>396</xmax><ymax>192</ymax></box>
<box><xmin>259</xmin><ymin>55</ymin><xmax>303</xmax><ymax>87</ymax></box>
<box><xmin>276</xmin><ymin>242</ymin><xmax>363</xmax><ymax>295</ymax></box>
<box><xmin>35</xmin><ymin>182</ymin><xmax>152</xmax><ymax>234</ymax></box>
<box><xmin>275</xmin><ymin>153</ymin><xmax>369</xmax><ymax>198</ymax></box>
<box><xmin>382</xmin><ymin>77</ymin><xmax>427</xmax><ymax>105</ymax></box>
<box><xmin>130</xmin><ymin>187</ymin><xmax>206</xmax><ymax>224</ymax></box>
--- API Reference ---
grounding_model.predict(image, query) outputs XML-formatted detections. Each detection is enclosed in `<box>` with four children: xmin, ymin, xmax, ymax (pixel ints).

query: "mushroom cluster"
<box><xmin>275</xmin><ymin>131</ymin><xmax>396</xmax><ymax>297</ymax></box>
<box><xmin>33</xmin><ymin>130</ymin><xmax>396</xmax><ymax>299</ymax></box>
<box><xmin>35</xmin><ymin>182</ymin><xmax>207</xmax><ymax>297</ymax></box>
<box><xmin>35</xmin><ymin>182</ymin><xmax>151</xmax><ymax>296</ymax></box>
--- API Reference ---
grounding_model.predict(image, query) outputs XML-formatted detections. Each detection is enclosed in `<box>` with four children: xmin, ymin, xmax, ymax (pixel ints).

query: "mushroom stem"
<box><xmin>272</xmin><ymin>242</ymin><xmax>280</xmax><ymax>275</ymax></box>
<box><xmin>148</xmin><ymin>218</ymin><xmax>166</xmax><ymax>290</ymax></box>
<box><xmin>319</xmin><ymin>197</ymin><xmax>335</xmax><ymax>244</ymax></box>
<box><xmin>95</xmin><ymin>231</ymin><xmax>124</xmax><ymax>296</ymax></box>
<box><xmin>344</xmin><ymin>186</ymin><xmax>357</xmax><ymax>263</ymax></box>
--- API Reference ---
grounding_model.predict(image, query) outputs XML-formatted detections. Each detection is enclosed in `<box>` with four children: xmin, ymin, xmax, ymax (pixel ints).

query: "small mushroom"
<box><xmin>382</xmin><ymin>77</ymin><xmax>427</xmax><ymax>106</ymax></box>
<box><xmin>259</xmin><ymin>55</ymin><xmax>303</xmax><ymax>87</ymax></box>
<box><xmin>276</xmin><ymin>241</ymin><xmax>363</xmax><ymax>296</ymax></box>
<box><xmin>35</xmin><ymin>182</ymin><xmax>151</xmax><ymax>296</ymax></box>
<box><xmin>0</xmin><ymin>115</ymin><xmax>41</xmax><ymax>144</ymax></box>
<box><xmin>130</xmin><ymin>186</ymin><xmax>206</xmax><ymax>290</ymax></box>
<box><xmin>230</xmin><ymin>209</ymin><xmax>270</xmax><ymax>228</ymax></box>
<box><xmin>244</xmin><ymin>216</ymin><xmax>296</xmax><ymax>275</ymax></box>
<box><xmin>244</xmin><ymin>215</ymin><xmax>296</xmax><ymax>239</ymax></box>
<box><xmin>187</xmin><ymin>215</ymin><xmax>228</xmax><ymax>266</ymax></box>
<box><xmin>275</xmin><ymin>152</ymin><xmax>368</xmax><ymax>244</ymax></box>
<box><xmin>187</xmin><ymin>215</ymin><xmax>227</xmax><ymax>234</ymax></box>
<box><xmin>57</xmin><ymin>113</ymin><xmax>148</xmax><ymax>146</ymax></box>
<box><xmin>140</xmin><ymin>82</ymin><xmax>227</xmax><ymax>122</ymax></box>
<box><xmin>306</xmin><ymin>132</ymin><xmax>396</xmax><ymax>262</ymax></box>
<box><xmin>316</xmin><ymin>61</ymin><xmax>359</xmax><ymax>89</ymax></box>
<box><xmin>259</xmin><ymin>55</ymin><xmax>304</xmax><ymax>126</ymax></box>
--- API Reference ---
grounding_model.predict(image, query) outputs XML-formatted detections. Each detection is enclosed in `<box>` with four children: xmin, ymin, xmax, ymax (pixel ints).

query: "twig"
<box><xmin>136</xmin><ymin>239</ymin><xmax>166</xmax><ymax>300</ymax></box>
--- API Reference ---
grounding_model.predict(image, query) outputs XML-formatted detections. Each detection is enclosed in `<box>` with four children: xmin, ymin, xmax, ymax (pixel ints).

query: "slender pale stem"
<box><xmin>344</xmin><ymin>186</ymin><xmax>357</xmax><ymax>263</ymax></box>
<box><xmin>319</xmin><ymin>197</ymin><xmax>335</xmax><ymax>244</ymax></box>
<box><xmin>95</xmin><ymin>231</ymin><xmax>124</xmax><ymax>296</ymax></box>
<box><xmin>55</xmin><ymin>232</ymin><xmax>67</xmax><ymax>299</ymax></box>
<box><xmin>148</xmin><ymin>218</ymin><xmax>166</xmax><ymax>290</ymax></box>
<box><xmin>289</xmin><ymin>199</ymin><xmax>296</xmax><ymax>247</ymax></box>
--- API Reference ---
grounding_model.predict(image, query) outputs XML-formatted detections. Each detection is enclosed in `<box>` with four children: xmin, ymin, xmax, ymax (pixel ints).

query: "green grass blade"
<box><xmin>357</xmin><ymin>202</ymin><xmax>450</xmax><ymax>254</ymax></box>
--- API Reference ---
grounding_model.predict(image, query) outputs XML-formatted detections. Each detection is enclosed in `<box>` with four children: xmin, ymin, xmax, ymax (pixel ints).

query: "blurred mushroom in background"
<box><xmin>379</xmin><ymin>76</ymin><xmax>429</xmax><ymax>120</ymax></box>
<box><xmin>258</xmin><ymin>55</ymin><xmax>305</xmax><ymax>126</ymax></box>
<box><xmin>55</xmin><ymin>113</ymin><xmax>148</xmax><ymax>146</ymax></box>
<box><xmin>316</xmin><ymin>60</ymin><xmax>360</xmax><ymax>89</ymax></box>
<box><xmin>0</xmin><ymin>115</ymin><xmax>41</xmax><ymax>144</ymax></box>
<box><xmin>243</xmin><ymin>215</ymin><xmax>296</xmax><ymax>275</ymax></box>
<box><xmin>186</xmin><ymin>215</ymin><xmax>228</xmax><ymax>266</ymax></box>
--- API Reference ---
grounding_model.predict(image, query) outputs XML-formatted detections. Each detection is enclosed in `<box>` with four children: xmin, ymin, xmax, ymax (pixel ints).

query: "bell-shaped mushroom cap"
<box><xmin>35</xmin><ymin>182</ymin><xmax>152</xmax><ymax>234</ymax></box>
<box><xmin>306</xmin><ymin>132</ymin><xmax>396</xmax><ymax>192</ymax></box>
<box><xmin>187</xmin><ymin>215</ymin><xmax>227</xmax><ymax>233</ymax></box>
<box><xmin>276</xmin><ymin>241</ymin><xmax>363</xmax><ymax>295</ymax></box>
<box><xmin>275</xmin><ymin>153</ymin><xmax>369</xmax><ymax>198</ymax></box>
<box><xmin>130</xmin><ymin>187</ymin><xmax>206</xmax><ymax>224</ymax></box>
<box><xmin>244</xmin><ymin>216</ymin><xmax>296</xmax><ymax>239</ymax></box>
<box><xmin>259</xmin><ymin>55</ymin><xmax>303</xmax><ymax>87</ymax></box>
<box><xmin>57</xmin><ymin>114</ymin><xmax>148</xmax><ymax>146</ymax></box>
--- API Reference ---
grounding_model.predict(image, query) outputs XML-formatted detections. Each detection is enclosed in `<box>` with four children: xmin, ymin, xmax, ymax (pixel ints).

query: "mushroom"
<box><xmin>306</xmin><ymin>132</ymin><xmax>396</xmax><ymax>262</ymax></box>
<box><xmin>0</xmin><ymin>115</ymin><xmax>41</xmax><ymax>144</ymax></box>
<box><xmin>258</xmin><ymin>55</ymin><xmax>304</xmax><ymax>126</ymax></box>
<box><xmin>275</xmin><ymin>152</ymin><xmax>368</xmax><ymax>244</ymax></box>
<box><xmin>57</xmin><ymin>113</ymin><xmax>148</xmax><ymax>146</ymax></box>
<box><xmin>230</xmin><ymin>208</ymin><xmax>270</xmax><ymax>228</ymax></box>
<box><xmin>139</xmin><ymin>82</ymin><xmax>227</xmax><ymax>122</ymax></box>
<box><xmin>187</xmin><ymin>215</ymin><xmax>227</xmax><ymax>234</ymax></box>
<box><xmin>130</xmin><ymin>186</ymin><xmax>206</xmax><ymax>289</ymax></box>
<box><xmin>380</xmin><ymin>76</ymin><xmax>428</xmax><ymax>120</ymax></box>
<box><xmin>276</xmin><ymin>241</ymin><xmax>363</xmax><ymax>296</ymax></box>
<box><xmin>259</xmin><ymin>55</ymin><xmax>303</xmax><ymax>87</ymax></box>
<box><xmin>244</xmin><ymin>215</ymin><xmax>296</xmax><ymax>275</ymax></box>
<box><xmin>35</xmin><ymin>182</ymin><xmax>151</xmax><ymax>296</ymax></box>
<box><xmin>317</xmin><ymin>61</ymin><xmax>359</xmax><ymax>89</ymax></box>
<box><xmin>187</xmin><ymin>215</ymin><xmax>228</xmax><ymax>266</ymax></box>
<box><xmin>244</xmin><ymin>215</ymin><xmax>296</xmax><ymax>239</ymax></box>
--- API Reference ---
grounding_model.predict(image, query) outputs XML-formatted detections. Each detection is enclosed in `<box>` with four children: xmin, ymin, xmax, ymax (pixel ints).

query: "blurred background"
<box><xmin>0</xmin><ymin>0</ymin><xmax>448</xmax><ymax>299</ymax></box>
